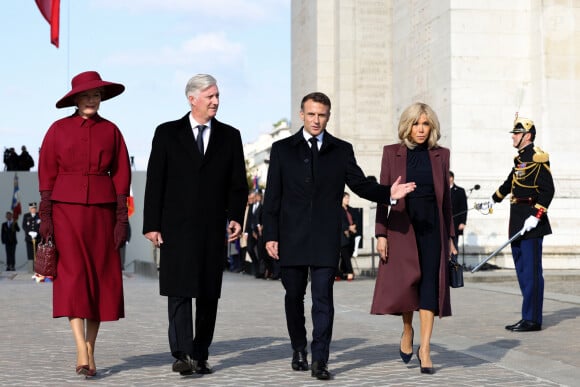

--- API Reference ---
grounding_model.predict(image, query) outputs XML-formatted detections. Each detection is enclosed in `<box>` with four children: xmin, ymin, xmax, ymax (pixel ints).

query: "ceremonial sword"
<box><xmin>471</xmin><ymin>226</ymin><xmax>526</xmax><ymax>273</ymax></box>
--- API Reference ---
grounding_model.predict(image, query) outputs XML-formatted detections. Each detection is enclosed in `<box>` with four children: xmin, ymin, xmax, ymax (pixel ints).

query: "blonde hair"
<box><xmin>398</xmin><ymin>102</ymin><xmax>441</xmax><ymax>149</ymax></box>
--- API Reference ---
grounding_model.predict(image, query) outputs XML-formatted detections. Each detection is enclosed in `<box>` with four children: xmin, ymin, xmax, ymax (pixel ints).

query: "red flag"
<box><xmin>11</xmin><ymin>174</ymin><xmax>22</xmax><ymax>221</ymax></box>
<box><xmin>35</xmin><ymin>0</ymin><xmax>60</xmax><ymax>47</ymax></box>
<box><xmin>127</xmin><ymin>185</ymin><xmax>135</xmax><ymax>217</ymax></box>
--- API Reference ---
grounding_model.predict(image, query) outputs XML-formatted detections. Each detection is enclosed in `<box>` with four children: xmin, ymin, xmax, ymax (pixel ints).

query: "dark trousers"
<box><xmin>247</xmin><ymin>236</ymin><xmax>263</xmax><ymax>277</ymax></box>
<box><xmin>339</xmin><ymin>245</ymin><xmax>354</xmax><ymax>276</ymax></box>
<box><xmin>511</xmin><ymin>237</ymin><xmax>544</xmax><ymax>324</ymax></box>
<box><xmin>167</xmin><ymin>296</ymin><xmax>219</xmax><ymax>361</ymax></box>
<box><xmin>239</xmin><ymin>247</ymin><xmax>252</xmax><ymax>273</ymax></box>
<box><xmin>281</xmin><ymin>266</ymin><xmax>336</xmax><ymax>363</ymax></box>
<box><xmin>4</xmin><ymin>243</ymin><xmax>16</xmax><ymax>269</ymax></box>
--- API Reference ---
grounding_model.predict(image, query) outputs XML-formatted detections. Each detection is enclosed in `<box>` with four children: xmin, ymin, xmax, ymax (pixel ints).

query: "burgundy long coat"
<box><xmin>370</xmin><ymin>143</ymin><xmax>454</xmax><ymax>318</ymax></box>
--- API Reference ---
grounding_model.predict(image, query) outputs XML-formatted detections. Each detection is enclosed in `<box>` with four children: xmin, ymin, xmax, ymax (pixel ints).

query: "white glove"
<box><xmin>475</xmin><ymin>197</ymin><xmax>494</xmax><ymax>211</ymax></box>
<box><xmin>487</xmin><ymin>196</ymin><xmax>495</xmax><ymax>208</ymax></box>
<box><xmin>521</xmin><ymin>215</ymin><xmax>540</xmax><ymax>235</ymax></box>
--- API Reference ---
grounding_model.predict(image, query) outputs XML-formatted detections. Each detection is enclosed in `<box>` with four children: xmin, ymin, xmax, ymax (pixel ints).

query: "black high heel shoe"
<box><xmin>417</xmin><ymin>346</ymin><xmax>435</xmax><ymax>374</ymax></box>
<box><xmin>399</xmin><ymin>328</ymin><xmax>414</xmax><ymax>363</ymax></box>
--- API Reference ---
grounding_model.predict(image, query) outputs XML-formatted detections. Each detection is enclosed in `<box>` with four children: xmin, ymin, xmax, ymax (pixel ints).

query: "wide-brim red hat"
<box><xmin>56</xmin><ymin>71</ymin><xmax>125</xmax><ymax>108</ymax></box>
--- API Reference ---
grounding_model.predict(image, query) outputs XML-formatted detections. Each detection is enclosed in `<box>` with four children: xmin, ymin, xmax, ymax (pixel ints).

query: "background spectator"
<box><xmin>3</xmin><ymin>147</ymin><xmax>19</xmax><ymax>171</ymax></box>
<box><xmin>18</xmin><ymin>146</ymin><xmax>35</xmax><ymax>171</ymax></box>
<box><xmin>1</xmin><ymin>211</ymin><xmax>20</xmax><ymax>271</ymax></box>
<box><xmin>22</xmin><ymin>202</ymin><xmax>41</xmax><ymax>273</ymax></box>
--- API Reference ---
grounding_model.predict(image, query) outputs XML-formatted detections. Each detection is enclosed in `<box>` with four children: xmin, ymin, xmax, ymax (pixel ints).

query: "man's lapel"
<box><xmin>202</xmin><ymin>118</ymin><xmax>224</xmax><ymax>164</ymax></box>
<box><xmin>177</xmin><ymin>114</ymin><xmax>198</xmax><ymax>162</ymax></box>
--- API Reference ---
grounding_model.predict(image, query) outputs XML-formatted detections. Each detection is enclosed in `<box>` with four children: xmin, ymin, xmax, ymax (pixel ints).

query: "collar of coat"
<box><xmin>289</xmin><ymin>128</ymin><xmax>339</xmax><ymax>154</ymax></box>
<box><xmin>394</xmin><ymin>143</ymin><xmax>442</xmax><ymax>156</ymax></box>
<box><xmin>176</xmin><ymin>113</ymin><xmax>227</xmax><ymax>162</ymax></box>
<box><xmin>69</xmin><ymin>112</ymin><xmax>104</xmax><ymax>127</ymax></box>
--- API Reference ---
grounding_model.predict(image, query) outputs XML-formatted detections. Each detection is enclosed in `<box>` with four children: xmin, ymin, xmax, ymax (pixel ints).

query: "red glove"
<box><xmin>39</xmin><ymin>191</ymin><xmax>53</xmax><ymax>239</ymax></box>
<box><xmin>114</xmin><ymin>195</ymin><xmax>129</xmax><ymax>250</ymax></box>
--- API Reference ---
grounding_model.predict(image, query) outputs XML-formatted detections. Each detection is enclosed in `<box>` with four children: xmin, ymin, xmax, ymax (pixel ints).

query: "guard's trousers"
<box><xmin>511</xmin><ymin>237</ymin><xmax>544</xmax><ymax>325</ymax></box>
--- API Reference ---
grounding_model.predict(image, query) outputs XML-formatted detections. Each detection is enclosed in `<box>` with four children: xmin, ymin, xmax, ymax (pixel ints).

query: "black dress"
<box><xmin>405</xmin><ymin>144</ymin><xmax>441</xmax><ymax>312</ymax></box>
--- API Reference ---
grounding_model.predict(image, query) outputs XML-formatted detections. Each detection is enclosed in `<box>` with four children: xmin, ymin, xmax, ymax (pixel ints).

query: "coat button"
<box><xmin>305</xmin><ymin>177</ymin><xmax>311</xmax><ymax>183</ymax></box>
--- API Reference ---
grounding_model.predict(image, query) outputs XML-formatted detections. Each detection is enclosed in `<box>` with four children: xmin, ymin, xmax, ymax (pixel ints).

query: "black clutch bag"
<box><xmin>449</xmin><ymin>257</ymin><xmax>464</xmax><ymax>288</ymax></box>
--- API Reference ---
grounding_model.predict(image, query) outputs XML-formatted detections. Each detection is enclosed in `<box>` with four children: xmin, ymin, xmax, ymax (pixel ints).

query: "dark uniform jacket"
<box><xmin>262</xmin><ymin>129</ymin><xmax>390</xmax><ymax>268</ymax></box>
<box><xmin>143</xmin><ymin>114</ymin><xmax>248</xmax><ymax>298</ymax></box>
<box><xmin>22</xmin><ymin>213</ymin><xmax>41</xmax><ymax>243</ymax></box>
<box><xmin>492</xmin><ymin>143</ymin><xmax>554</xmax><ymax>239</ymax></box>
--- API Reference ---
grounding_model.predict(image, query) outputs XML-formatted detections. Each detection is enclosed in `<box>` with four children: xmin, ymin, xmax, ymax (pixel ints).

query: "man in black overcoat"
<box><xmin>246</xmin><ymin>190</ymin><xmax>265</xmax><ymax>278</ymax></box>
<box><xmin>449</xmin><ymin>171</ymin><xmax>467</xmax><ymax>252</ymax></box>
<box><xmin>2</xmin><ymin>211</ymin><xmax>20</xmax><ymax>271</ymax></box>
<box><xmin>262</xmin><ymin>92</ymin><xmax>416</xmax><ymax>380</ymax></box>
<box><xmin>143</xmin><ymin>74</ymin><xmax>248</xmax><ymax>376</ymax></box>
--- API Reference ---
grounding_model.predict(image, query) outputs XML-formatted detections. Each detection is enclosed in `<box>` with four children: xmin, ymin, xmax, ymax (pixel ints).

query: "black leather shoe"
<box><xmin>172</xmin><ymin>356</ymin><xmax>193</xmax><ymax>375</ymax></box>
<box><xmin>291</xmin><ymin>350</ymin><xmax>309</xmax><ymax>371</ymax></box>
<box><xmin>505</xmin><ymin>319</ymin><xmax>524</xmax><ymax>331</ymax></box>
<box><xmin>510</xmin><ymin>320</ymin><xmax>541</xmax><ymax>332</ymax></box>
<box><xmin>195</xmin><ymin>360</ymin><xmax>213</xmax><ymax>374</ymax></box>
<box><xmin>311</xmin><ymin>361</ymin><xmax>331</xmax><ymax>380</ymax></box>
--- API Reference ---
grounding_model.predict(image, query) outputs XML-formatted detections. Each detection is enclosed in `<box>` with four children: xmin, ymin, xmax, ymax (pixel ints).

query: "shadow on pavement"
<box><xmin>543</xmin><ymin>306</ymin><xmax>580</xmax><ymax>328</ymax></box>
<box><xmin>331</xmin><ymin>338</ymin><xmax>502</xmax><ymax>375</ymax></box>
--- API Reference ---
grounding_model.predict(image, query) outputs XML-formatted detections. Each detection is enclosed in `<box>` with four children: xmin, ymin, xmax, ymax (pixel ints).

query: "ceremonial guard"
<box><xmin>22</xmin><ymin>202</ymin><xmax>41</xmax><ymax>272</ymax></box>
<box><xmin>487</xmin><ymin>116</ymin><xmax>555</xmax><ymax>332</ymax></box>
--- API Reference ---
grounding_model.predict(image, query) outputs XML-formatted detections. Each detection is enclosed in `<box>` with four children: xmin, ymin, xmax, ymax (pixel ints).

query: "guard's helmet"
<box><xmin>510</xmin><ymin>117</ymin><xmax>535</xmax><ymax>134</ymax></box>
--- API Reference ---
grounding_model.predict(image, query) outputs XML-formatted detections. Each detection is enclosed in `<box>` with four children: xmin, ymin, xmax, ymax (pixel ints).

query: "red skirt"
<box><xmin>52</xmin><ymin>202</ymin><xmax>124</xmax><ymax>321</ymax></box>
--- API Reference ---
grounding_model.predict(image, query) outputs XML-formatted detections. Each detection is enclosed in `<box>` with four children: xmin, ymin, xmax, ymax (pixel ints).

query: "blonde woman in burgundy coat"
<box><xmin>370</xmin><ymin>102</ymin><xmax>457</xmax><ymax>374</ymax></box>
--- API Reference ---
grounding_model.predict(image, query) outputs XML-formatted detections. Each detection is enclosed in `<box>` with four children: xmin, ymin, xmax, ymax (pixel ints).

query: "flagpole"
<box><xmin>66</xmin><ymin>0</ymin><xmax>70</xmax><ymax>83</ymax></box>
<box><xmin>11</xmin><ymin>172</ymin><xmax>22</xmax><ymax>221</ymax></box>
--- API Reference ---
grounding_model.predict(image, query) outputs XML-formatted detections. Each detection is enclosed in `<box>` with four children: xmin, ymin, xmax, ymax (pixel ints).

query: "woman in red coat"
<box><xmin>38</xmin><ymin>71</ymin><xmax>131</xmax><ymax>377</ymax></box>
<box><xmin>370</xmin><ymin>102</ymin><xmax>456</xmax><ymax>374</ymax></box>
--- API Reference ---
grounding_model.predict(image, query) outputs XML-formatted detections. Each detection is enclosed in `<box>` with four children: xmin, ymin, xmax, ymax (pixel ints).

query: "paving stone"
<box><xmin>0</xmin><ymin>269</ymin><xmax>578</xmax><ymax>386</ymax></box>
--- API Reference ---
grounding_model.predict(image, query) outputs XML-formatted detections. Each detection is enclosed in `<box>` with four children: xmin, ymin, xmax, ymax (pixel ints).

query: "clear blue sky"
<box><xmin>1</xmin><ymin>0</ymin><xmax>290</xmax><ymax>170</ymax></box>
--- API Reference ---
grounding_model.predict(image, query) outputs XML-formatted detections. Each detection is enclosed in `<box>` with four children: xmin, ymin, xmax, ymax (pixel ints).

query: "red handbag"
<box><xmin>34</xmin><ymin>237</ymin><xmax>58</xmax><ymax>277</ymax></box>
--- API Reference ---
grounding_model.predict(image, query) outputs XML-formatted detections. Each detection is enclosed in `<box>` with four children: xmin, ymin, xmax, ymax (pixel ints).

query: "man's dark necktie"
<box><xmin>309</xmin><ymin>137</ymin><xmax>318</xmax><ymax>178</ymax></box>
<box><xmin>196</xmin><ymin>125</ymin><xmax>207</xmax><ymax>155</ymax></box>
